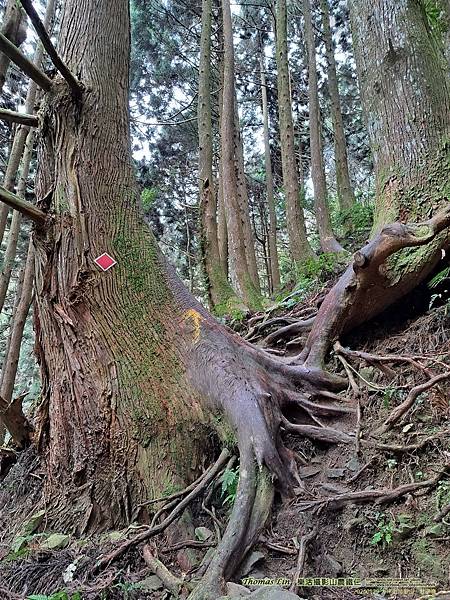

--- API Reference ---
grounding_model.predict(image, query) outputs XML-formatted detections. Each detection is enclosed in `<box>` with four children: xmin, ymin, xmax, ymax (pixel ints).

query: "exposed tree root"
<box><xmin>282</xmin><ymin>419</ymin><xmax>354</xmax><ymax>444</ymax></box>
<box><xmin>187</xmin><ymin>450</ymin><xmax>273</xmax><ymax>600</ymax></box>
<box><xmin>366</xmin><ymin>429</ymin><xmax>450</xmax><ymax>453</ymax></box>
<box><xmin>262</xmin><ymin>317</ymin><xmax>315</xmax><ymax>347</ymax></box>
<box><xmin>290</xmin><ymin>525</ymin><xmax>318</xmax><ymax>594</ymax></box>
<box><xmin>296</xmin><ymin>466</ymin><xmax>449</xmax><ymax>512</ymax></box>
<box><xmin>143</xmin><ymin>544</ymin><xmax>185</xmax><ymax>595</ymax></box>
<box><xmin>92</xmin><ymin>449</ymin><xmax>230</xmax><ymax>573</ymax></box>
<box><xmin>297</xmin><ymin>206</ymin><xmax>450</xmax><ymax>369</ymax></box>
<box><xmin>376</xmin><ymin>371</ymin><xmax>450</xmax><ymax>434</ymax></box>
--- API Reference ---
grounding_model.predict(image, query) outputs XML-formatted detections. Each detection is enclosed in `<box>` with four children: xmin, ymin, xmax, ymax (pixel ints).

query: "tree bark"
<box><xmin>220</xmin><ymin>0</ymin><xmax>260</xmax><ymax>308</ymax></box>
<box><xmin>198</xmin><ymin>0</ymin><xmax>237</xmax><ymax>313</ymax></box>
<box><xmin>302</xmin><ymin>0</ymin><xmax>343</xmax><ymax>253</ymax></box>
<box><xmin>260</xmin><ymin>41</ymin><xmax>281</xmax><ymax>291</ymax></box>
<box><xmin>216</xmin><ymin>13</ymin><xmax>228</xmax><ymax>278</ymax></box>
<box><xmin>233</xmin><ymin>97</ymin><xmax>261</xmax><ymax>294</ymax></box>
<box><xmin>319</xmin><ymin>0</ymin><xmax>356</xmax><ymax>215</ymax></box>
<box><xmin>275</xmin><ymin>0</ymin><xmax>314</xmax><ymax>268</ymax></box>
<box><xmin>301</xmin><ymin>0</ymin><xmax>450</xmax><ymax>367</ymax></box>
<box><xmin>0</xmin><ymin>0</ymin><xmax>27</xmax><ymax>93</ymax></box>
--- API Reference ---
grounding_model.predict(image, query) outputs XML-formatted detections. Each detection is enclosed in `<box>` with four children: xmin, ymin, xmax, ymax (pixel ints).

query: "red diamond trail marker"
<box><xmin>94</xmin><ymin>252</ymin><xmax>117</xmax><ymax>271</ymax></box>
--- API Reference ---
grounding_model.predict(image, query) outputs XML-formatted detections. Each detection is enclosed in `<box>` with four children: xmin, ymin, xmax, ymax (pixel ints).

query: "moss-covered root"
<box><xmin>188</xmin><ymin>450</ymin><xmax>273</xmax><ymax>600</ymax></box>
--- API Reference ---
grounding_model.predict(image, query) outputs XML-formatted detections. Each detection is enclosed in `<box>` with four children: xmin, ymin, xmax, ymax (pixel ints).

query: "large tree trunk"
<box><xmin>275</xmin><ymin>0</ymin><xmax>315</xmax><ymax>268</ymax></box>
<box><xmin>319</xmin><ymin>0</ymin><xmax>356</xmax><ymax>215</ymax></box>
<box><xmin>302</xmin><ymin>0</ymin><xmax>342</xmax><ymax>253</ymax></box>
<box><xmin>198</xmin><ymin>0</ymin><xmax>237</xmax><ymax>313</ymax></box>
<box><xmin>260</xmin><ymin>41</ymin><xmax>281</xmax><ymax>291</ymax></box>
<box><xmin>301</xmin><ymin>0</ymin><xmax>450</xmax><ymax>368</ymax></box>
<box><xmin>220</xmin><ymin>0</ymin><xmax>260</xmax><ymax>308</ymax></box>
<box><xmin>20</xmin><ymin>4</ymin><xmax>349</xmax><ymax>597</ymax></box>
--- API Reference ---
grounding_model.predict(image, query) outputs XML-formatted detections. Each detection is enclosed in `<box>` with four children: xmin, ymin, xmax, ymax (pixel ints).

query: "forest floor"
<box><xmin>1</xmin><ymin>265</ymin><xmax>450</xmax><ymax>600</ymax></box>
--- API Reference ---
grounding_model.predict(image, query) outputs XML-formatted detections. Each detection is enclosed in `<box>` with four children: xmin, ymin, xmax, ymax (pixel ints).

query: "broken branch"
<box><xmin>0</xmin><ymin>392</ymin><xmax>33</xmax><ymax>449</ymax></box>
<box><xmin>0</xmin><ymin>32</ymin><xmax>52</xmax><ymax>91</ymax></box>
<box><xmin>19</xmin><ymin>0</ymin><xmax>82</xmax><ymax>97</ymax></box>
<box><xmin>0</xmin><ymin>108</ymin><xmax>39</xmax><ymax>127</ymax></box>
<box><xmin>0</xmin><ymin>185</ymin><xmax>46</xmax><ymax>224</ymax></box>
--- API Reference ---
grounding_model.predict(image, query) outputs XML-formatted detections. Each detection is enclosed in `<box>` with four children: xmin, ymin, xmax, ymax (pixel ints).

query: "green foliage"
<box><xmin>370</xmin><ymin>515</ymin><xmax>395</xmax><ymax>548</ymax></box>
<box><xmin>436</xmin><ymin>480</ymin><xmax>450</xmax><ymax>508</ymax></box>
<box><xmin>337</xmin><ymin>202</ymin><xmax>374</xmax><ymax>233</ymax></box>
<box><xmin>428</xmin><ymin>266</ymin><xmax>450</xmax><ymax>288</ymax></box>
<box><xmin>220</xmin><ymin>467</ymin><xmax>239</xmax><ymax>506</ymax></box>
<box><xmin>27</xmin><ymin>592</ymin><xmax>81</xmax><ymax>600</ymax></box>
<box><xmin>423</xmin><ymin>0</ymin><xmax>448</xmax><ymax>37</ymax></box>
<box><xmin>141</xmin><ymin>187</ymin><xmax>158</xmax><ymax>211</ymax></box>
<box><xmin>386</xmin><ymin>458</ymin><xmax>397</xmax><ymax>470</ymax></box>
<box><xmin>114</xmin><ymin>582</ymin><xmax>144</xmax><ymax>599</ymax></box>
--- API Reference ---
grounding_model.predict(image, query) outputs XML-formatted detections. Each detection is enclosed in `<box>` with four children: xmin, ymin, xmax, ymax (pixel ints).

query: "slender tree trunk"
<box><xmin>0</xmin><ymin>0</ymin><xmax>27</xmax><ymax>93</ymax></box>
<box><xmin>260</xmin><ymin>43</ymin><xmax>281</xmax><ymax>291</ymax></box>
<box><xmin>301</xmin><ymin>0</ymin><xmax>450</xmax><ymax>367</ymax></box>
<box><xmin>198</xmin><ymin>0</ymin><xmax>237</xmax><ymax>313</ymax></box>
<box><xmin>0</xmin><ymin>128</ymin><xmax>35</xmax><ymax>312</ymax></box>
<box><xmin>220</xmin><ymin>0</ymin><xmax>260</xmax><ymax>308</ymax></box>
<box><xmin>217</xmin><ymin>154</ymin><xmax>228</xmax><ymax>277</ymax></box>
<box><xmin>0</xmin><ymin>240</ymin><xmax>34</xmax><ymax>407</ymax></box>
<box><xmin>0</xmin><ymin>240</ymin><xmax>34</xmax><ymax>447</ymax></box>
<box><xmin>233</xmin><ymin>96</ymin><xmax>261</xmax><ymax>293</ymax></box>
<box><xmin>0</xmin><ymin>0</ymin><xmax>54</xmax><ymax>247</ymax></box>
<box><xmin>275</xmin><ymin>0</ymin><xmax>314</xmax><ymax>268</ymax></box>
<box><xmin>302</xmin><ymin>0</ymin><xmax>343</xmax><ymax>253</ymax></box>
<box><xmin>319</xmin><ymin>0</ymin><xmax>356</xmax><ymax>215</ymax></box>
<box><xmin>216</xmin><ymin>10</ymin><xmax>228</xmax><ymax>278</ymax></box>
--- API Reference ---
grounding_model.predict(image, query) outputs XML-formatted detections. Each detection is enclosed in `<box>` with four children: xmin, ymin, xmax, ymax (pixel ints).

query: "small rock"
<box><xmin>326</xmin><ymin>468</ymin><xmax>345</xmax><ymax>479</ymax></box>
<box><xmin>346</xmin><ymin>457</ymin><xmax>361</xmax><ymax>472</ymax></box>
<box><xmin>41</xmin><ymin>533</ymin><xmax>70</xmax><ymax>550</ymax></box>
<box><xmin>195</xmin><ymin>526</ymin><xmax>214</xmax><ymax>541</ymax></box>
<box><xmin>393</xmin><ymin>514</ymin><xmax>415</xmax><ymax>541</ymax></box>
<box><xmin>343</xmin><ymin>517</ymin><xmax>365</xmax><ymax>531</ymax></box>
<box><xmin>238</xmin><ymin>551</ymin><xmax>265</xmax><ymax>577</ymax></box>
<box><xmin>318</xmin><ymin>482</ymin><xmax>348</xmax><ymax>494</ymax></box>
<box><xmin>226</xmin><ymin>582</ymin><xmax>251</xmax><ymax>597</ymax></box>
<box><xmin>299</xmin><ymin>465</ymin><xmax>321</xmax><ymax>479</ymax></box>
<box><xmin>373</xmin><ymin>566</ymin><xmax>389</xmax><ymax>575</ymax></box>
<box><xmin>322</xmin><ymin>553</ymin><xmax>342</xmax><ymax>576</ymax></box>
<box><xmin>360</xmin><ymin>367</ymin><xmax>375</xmax><ymax>382</ymax></box>
<box><xmin>138</xmin><ymin>575</ymin><xmax>163</xmax><ymax>591</ymax></box>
